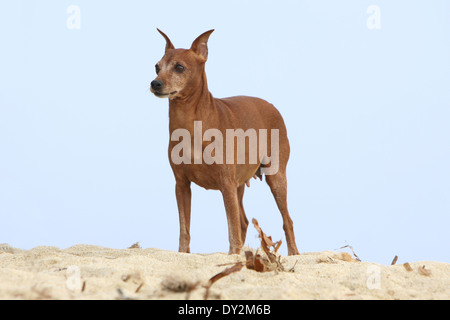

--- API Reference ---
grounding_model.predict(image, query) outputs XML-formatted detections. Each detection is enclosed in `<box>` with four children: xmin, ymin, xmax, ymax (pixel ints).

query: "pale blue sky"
<box><xmin>1</xmin><ymin>0</ymin><xmax>449</xmax><ymax>264</ymax></box>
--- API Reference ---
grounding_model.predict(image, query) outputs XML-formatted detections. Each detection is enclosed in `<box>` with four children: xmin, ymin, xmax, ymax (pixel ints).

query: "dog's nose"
<box><xmin>151</xmin><ymin>80</ymin><xmax>163</xmax><ymax>91</ymax></box>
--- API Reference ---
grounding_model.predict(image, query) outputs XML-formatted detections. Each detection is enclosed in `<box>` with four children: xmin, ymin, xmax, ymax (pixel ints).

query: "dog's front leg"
<box><xmin>175</xmin><ymin>179</ymin><xmax>191</xmax><ymax>253</ymax></box>
<box><xmin>221</xmin><ymin>185</ymin><xmax>243</xmax><ymax>254</ymax></box>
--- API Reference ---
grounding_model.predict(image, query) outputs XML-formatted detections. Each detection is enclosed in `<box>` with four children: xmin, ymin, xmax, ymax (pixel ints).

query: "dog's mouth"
<box><xmin>154</xmin><ymin>91</ymin><xmax>178</xmax><ymax>98</ymax></box>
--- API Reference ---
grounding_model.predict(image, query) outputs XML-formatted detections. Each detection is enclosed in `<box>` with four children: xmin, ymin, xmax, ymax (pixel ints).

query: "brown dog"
<box><xmin>150</xmin><ymin>29</ymin><xmax>300</xmax><ymax>255</ymax></box>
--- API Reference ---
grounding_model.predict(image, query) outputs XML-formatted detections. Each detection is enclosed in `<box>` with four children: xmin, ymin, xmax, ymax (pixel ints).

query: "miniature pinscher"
<box><xmin>150</xmin><ymin>29</ymin><xmax>300</xmax><ymax>255</ymax></box>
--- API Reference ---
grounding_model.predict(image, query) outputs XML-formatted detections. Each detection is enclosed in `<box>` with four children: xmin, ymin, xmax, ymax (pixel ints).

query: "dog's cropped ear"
<box><xmin>157</xmin><ymin>28</ymin><xmax>175</xmax><ymax>52</ymax></box>
<box><xmin>190</xmin><ymin>29</ymin><xmax>214</xmax><ymax>61</ymax></box>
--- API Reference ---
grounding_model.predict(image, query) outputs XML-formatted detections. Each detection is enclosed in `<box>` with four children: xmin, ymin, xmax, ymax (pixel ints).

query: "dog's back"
<box><xmin>216</xmin><ymin>95</ymin><xmax>290</xmax><ymax>157</ymax></box>
<box><xmin>217</xmin><ymin>96</ymin><xmax>286</xmax><ymax>126</ymax></box>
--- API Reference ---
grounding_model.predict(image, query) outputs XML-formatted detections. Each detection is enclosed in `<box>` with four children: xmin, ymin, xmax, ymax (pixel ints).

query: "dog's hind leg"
<box><xmin>265</xmin><ymin>171</ymin><xmax>300</xmax><ymax>255</ymax></box>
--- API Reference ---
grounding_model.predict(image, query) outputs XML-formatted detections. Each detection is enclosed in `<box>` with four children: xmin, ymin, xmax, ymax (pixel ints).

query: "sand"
<box><xmin>0</xmin><ymin>243</ymin><xmax>448</xmax><ymax>300</ymax></box>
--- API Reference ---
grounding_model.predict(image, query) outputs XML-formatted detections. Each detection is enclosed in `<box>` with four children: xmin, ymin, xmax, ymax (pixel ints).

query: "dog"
<box><xmin>150</xmin><ymin>29</ymin><xmax>300</xmax><ymax>255</ymax></box>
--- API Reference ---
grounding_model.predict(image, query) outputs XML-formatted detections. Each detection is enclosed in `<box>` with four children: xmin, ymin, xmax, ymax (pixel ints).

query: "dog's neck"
<box><xmin>168</xmin><ymin>70</ymin><xmax>217</xmax><ymax>131</ymax></box>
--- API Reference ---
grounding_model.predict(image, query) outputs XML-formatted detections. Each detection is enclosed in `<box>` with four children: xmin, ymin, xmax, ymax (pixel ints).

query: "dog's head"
<box><xmin>150</xmin><ymin>29</ymin><xmax>214</xmax><ymax>100</ymax></box>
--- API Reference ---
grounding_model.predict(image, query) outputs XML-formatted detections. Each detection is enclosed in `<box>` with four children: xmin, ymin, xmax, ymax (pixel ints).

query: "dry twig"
<box><xmin>391</xmin><ymin>255</ymin><xmax>398</xmax><ymax>265</ymax></box>
<box><xmin>204</xmin><ymin>262</ymin><xmax>243</xmax><ymax>300</ymax></box>
<box><xmin>128</xmin><ymin>242</ymin><xmax>141</xmax><ymax>249</ymax></box>
<box><xmin>418</xmin><ymin>265</ymin><xmax>431</xmax><ymax>277</ymax></box>
<box><xmin>403</xmin><ymin>262</ymin><xmax>413</xmax><ymax>272</ymax></box>
<box><xmin>339</xmin><ymin>244</ymin><xmax>361</xmax><ymax>262</ymax></box>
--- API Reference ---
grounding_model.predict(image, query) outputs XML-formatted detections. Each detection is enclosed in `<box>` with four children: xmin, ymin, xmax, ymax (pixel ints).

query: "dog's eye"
<box><xmin>155</xmin><ymin>64</ymin><xmax>160</xmax><ymax>74</ymax></box>
<box><xmin>175</xmin><ymin>64</ymin><xmax>185</xmax><ymax>73</ymax></box>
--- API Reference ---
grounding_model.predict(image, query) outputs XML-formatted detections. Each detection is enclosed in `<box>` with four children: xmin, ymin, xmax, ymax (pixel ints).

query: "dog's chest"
<box><xmin>172</xmin><ymin>163</ymin><xmax>224</xmax><ymax>190</ymax></box>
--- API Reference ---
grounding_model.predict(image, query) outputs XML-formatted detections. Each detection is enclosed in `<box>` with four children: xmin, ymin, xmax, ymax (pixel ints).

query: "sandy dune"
<box><xmin>0</xmin><ymin>243</ymin><xmax>448</xmax><ymax>300</ymax></box>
